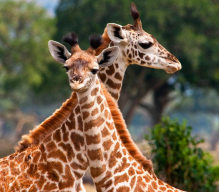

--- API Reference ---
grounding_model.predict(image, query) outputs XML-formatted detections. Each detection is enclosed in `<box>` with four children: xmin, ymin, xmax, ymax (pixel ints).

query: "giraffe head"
<box><xmin>106</xmin><ymin>3</ymin><xmax>181</xmax><ymax>74</ymax></box>
<box><xmin>48</xmin><ymin>32</ymin><xmax>119</xmax><ymax>92</ymax></box>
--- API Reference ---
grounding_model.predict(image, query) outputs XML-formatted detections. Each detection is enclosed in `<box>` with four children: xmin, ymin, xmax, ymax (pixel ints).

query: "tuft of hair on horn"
<box><xmin>62</xmin><ymin>32</ymin><xmax>79</xmax><ymax>47</ymax></box>
<box><xmin>131</xmin><ymin>2</ymin><xmax>140</xmax><ymax>20</ymax></box>
<box><xmin>130</xmin><ymin>2</ymin><xmax>142</xmax><ymax>30</ymax></box>
<box><xmin>62</xmin><ymin>32</ymin><xmax>81</xmax><ymax>54</ymax></box>
<box><xmin>87</xmin><ymin>34</ymin><xmax>103</xmax><ymax>55</ymax></box>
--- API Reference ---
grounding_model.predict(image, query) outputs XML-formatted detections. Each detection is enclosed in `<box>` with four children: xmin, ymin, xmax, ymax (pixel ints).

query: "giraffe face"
<box><xmin>66</xmin><ymin>47</ymin><xmax>119</xmax><ymax>92</ymax></box>
<box><xmin>48</xmin><ymin>34</ymin><xmax>119</xmax><ymax>92</ymax></box>
<box><xmin>64</xmin><ymin>51</ymin><xmax>99</xmax><ymax>92</ymax></box>
<box><xmin>107</xmin><ymin>23</ymin><xmax>181</xmax><ymax>74</ymax></box>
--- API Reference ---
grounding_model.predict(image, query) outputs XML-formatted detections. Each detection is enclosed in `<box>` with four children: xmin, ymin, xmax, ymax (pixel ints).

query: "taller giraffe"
<box><xmin>58</xmin><ymin>31</ymin><xmax>184</xmax><ymax>192</ymax></box>
<box><xmin>96</xmin><ymin>3</ymin><xmax>181</xmax><ymax>100</ymax></box>
<box><xmin>0</xmin><ymin>3</ymin><xmax>181</xmax><ymax>192</ymax></box>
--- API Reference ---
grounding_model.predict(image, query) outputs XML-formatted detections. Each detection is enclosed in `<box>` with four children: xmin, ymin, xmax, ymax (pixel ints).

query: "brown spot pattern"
<box><xmin>82</xmin><ymin>111</ymin><xmax>90</xmax><ymax>120</ymax></box>
<box><xmin>114</xmin><ymin>72</ymin><xmax>122</xmax><ymax>81</ymax></box>
<box><xmin>90</xmin><ymin>165</ymin><xmax>106</xmax><ymax>178</ymax></box>
<box><xmin>81</xmin><ymin>100</ymin><xmax>95</xmax><ymax>110</ymax></box>
<box><xmin>139</xmin><ymin>52</ymin><xmax>144</xmax><ymax>59</ymax></box>
<box><xmin>87</xmin><ymin>148</ymin><xmax>103</xmax><ymax>161</ymax></box>
<box><xmin>114</xmin><ymin>172</ymin><xmax>129</xmax><ymax>186</ymax></box>
<box><xmin>106</xmin><ymin>79</ymin><xmax>121</xmax><ymax>90</ymax></box>
<box><xmin>91</xmin><ymin>108</ymin><xmax>99</xmax><ymax>116</ymax></box>
<box><xmin>79</xmin><ymin>96</ymin><xmax>88</xmax><ymax>104</ymax></box>
<box><xmin>98</xmin><ymin>73</ymin><xmax>107</xmax><ymax>83</ymax></box>
<box><xmin>106</xmin><ymin>65</ymin><xmax>115</xmax><ymax>76</ymax></box>
<box><xmin>103</xmin><ymin>139</ymin><xmax>113</xmax><ymax>151</ymax></box>
<box><xmin>97</xmin><ymin>96</ymin><xmax>103</xmax><ymax>105</ymax></box>
<box><xmin>91</xmin><ymin>87</ymin><xmax>99</xmax><ymax>96</ymax></box>
<box><xmin>84</xmin><ymin>117</ymin><xmax>105</xmax><ymax>132</ymax></box>
<box><xmin>70</xmin><ymin>132</ymin><xmax>84</xmax><ymax>151</ymax></box>
<box><xmin>75</xmin><ymin>105</ymin><xmax>80</xmax><ymax>114</ymax></box>
<box><xmin>101</xmin><ymin>127</ymin><xmax>110</xmax><ymax>137</ymax></box>
<box><xmin>85</xmin><ymin>133</ymin><xmax>101</xmax><ymax>145</ymax></box>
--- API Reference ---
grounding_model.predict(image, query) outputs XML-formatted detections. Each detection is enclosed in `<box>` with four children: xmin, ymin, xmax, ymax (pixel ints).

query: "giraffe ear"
<box><xmin>48</xmin><ymin>40</ymin><xmax>71</xmax><ymax>64</ymax></box>
<box><xmin>107</xmin><ymin>23</ymin><xmax>126</xmax><ymax>43</ymax></box>
<box><xmin>97</xmin><ymin>46</ymin><xmax>119</xmax><ymax>68</ymax></box>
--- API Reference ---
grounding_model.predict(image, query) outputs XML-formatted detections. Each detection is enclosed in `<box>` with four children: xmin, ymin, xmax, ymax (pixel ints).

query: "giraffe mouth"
<box><xmin>166</xmin><ymin>63</ymin><xmax>182</xmax><ymax>74</ymax></box>
<box><xmin>70</xmin><ymin>87</ymin><xmax>86</xmax><ymax>93</ymax></box>
<box><xmin>70</xmin><ymin>83</ymin><xmax>84</xmax><ymax>92</ymax></box>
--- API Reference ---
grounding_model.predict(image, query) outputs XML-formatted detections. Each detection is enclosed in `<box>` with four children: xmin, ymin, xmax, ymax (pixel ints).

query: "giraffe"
<box><xmin>0</xmin><ymin>36</ymin><xmax>119</xmax><ymax>192</ymax></box>
<box><xmin>57</xmin><ymin>31</ymin><xmax>184</xmax><ymax>192</ymax></box>
<box><xmin>0</xmin><ymin>3</ymin><xmax>181</xmax><ymax>191</ymax></box>
<box><xmin>96</xmin><ymin>2</ymin><xmax>181</xmax><ymax>100</ymax></box>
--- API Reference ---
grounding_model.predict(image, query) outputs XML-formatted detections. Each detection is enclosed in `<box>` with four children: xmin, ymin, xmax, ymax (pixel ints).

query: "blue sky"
<box><xmin>35</xmin><ymin>0</ymin><xmax>59</xmax><ymax>16</ymax></box>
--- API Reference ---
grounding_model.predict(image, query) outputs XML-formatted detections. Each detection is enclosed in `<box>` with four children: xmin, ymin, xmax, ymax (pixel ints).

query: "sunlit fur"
<box><xmin>15</xmin><ymin>92</ymin><xmax>78</xmax><ymax>152</ymax></box>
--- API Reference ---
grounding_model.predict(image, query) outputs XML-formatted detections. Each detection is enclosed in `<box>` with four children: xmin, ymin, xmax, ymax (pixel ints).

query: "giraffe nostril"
<box><xmin>72</xmin><ymin>75</ymin><xmax>81</xmax><ymax>82</ymax></box>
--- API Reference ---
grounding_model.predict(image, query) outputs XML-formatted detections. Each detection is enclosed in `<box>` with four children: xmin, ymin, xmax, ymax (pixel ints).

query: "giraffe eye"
<box><xmin>91</xmin><ymin>69</ymin><xmax>99</xmax><ymax>75</ymax></box>
<box><xmin>139</xmin><ymin>42</ymin><xmax>153</xmax><ymax>49</ymax></box>
<box><xmin>63</xmin><ymin>66</ymin><xmax>69</xmax><ymax>72</ymax></box>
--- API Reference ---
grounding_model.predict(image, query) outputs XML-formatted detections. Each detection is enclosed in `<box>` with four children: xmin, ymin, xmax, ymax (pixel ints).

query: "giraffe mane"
<box><xmin>100</xmin><ymin>83</ymin><xmax>155</xmax><ymax>176</ymax></box>
<box><xmin>15</xmin><ymin>92</ymin><xmax>78</xmax><ymax>152</ymax></box>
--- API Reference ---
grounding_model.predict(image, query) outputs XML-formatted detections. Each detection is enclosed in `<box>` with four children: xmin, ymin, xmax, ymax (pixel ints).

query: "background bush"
<box><xmin>146</xmin><ymin>117</ymin><xmax>219</xmax><ymax>191</ymax></box>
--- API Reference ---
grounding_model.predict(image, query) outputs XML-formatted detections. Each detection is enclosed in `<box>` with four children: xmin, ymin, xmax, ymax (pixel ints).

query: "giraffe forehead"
<box><xmin>66</xmin><ymin>51</ymin><xmax>97</xmax><ymax>69</ymax></box>
<box><xmin>122</xmin><ymin>29</ymin><xmax>155</xmax><ymax>44</ymax></box>
<box><xmin>122</xmin><ymin>24</ymin><xmax>136</xmax><ymax>31</ymax></box>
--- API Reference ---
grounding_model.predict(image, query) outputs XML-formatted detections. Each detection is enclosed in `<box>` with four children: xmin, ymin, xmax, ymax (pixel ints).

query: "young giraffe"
<box><xmin>0</xmin><ymin>3</ymin><xmax>181</xmax><ymax>192</ymax></box>
<box><xmin>59</xmin><ymin>32</ymin><xmax>184</xmax><ymax>192</ymax></box>
<box><xmin>0</xmin><ymin>37</ymin><xmax>119</xmax><ymax>192</ymax></box>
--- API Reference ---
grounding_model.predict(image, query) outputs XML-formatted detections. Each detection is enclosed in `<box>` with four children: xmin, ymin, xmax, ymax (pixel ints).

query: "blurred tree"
<box><xmin>0</xmin><ymin>0</ymin><xmax>55</xmax><ymax>138</ymax></box>
<box><xmin>54</xmin><ymin>0</ymin><xmax>219</xmax><ymax>126</ymax></box>
<box><xmin>146</xmin><ymin>117</ymin><xmax>219</xmax><ymax>191</ymax></box>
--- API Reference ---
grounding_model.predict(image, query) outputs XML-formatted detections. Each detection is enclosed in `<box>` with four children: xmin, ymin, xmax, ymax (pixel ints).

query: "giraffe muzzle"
<box><xmin>166</xmin><ymin>62</ymin><xmax>182</xmax><ymax>74</ymax></box>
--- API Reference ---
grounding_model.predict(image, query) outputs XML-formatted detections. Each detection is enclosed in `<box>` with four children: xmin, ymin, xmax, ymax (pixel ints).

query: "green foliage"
<box><xmin>146</xmin><ymin>117</ymin><xmax>219</xmax><ymax>191</ymax></box>
<box><xmin>0</xmin><ymin>0</ymin><xmax>56</xmax><ymax>111</ymax></box>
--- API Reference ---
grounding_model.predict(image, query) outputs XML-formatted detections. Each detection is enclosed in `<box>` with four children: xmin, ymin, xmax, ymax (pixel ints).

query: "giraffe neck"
<box><xmin>98</xmin><ymin>53</ymin><xmax>127</xmax><ymax>101</ymax></box>
<box><xmin>76</xmin><ymin>78</ymin><xmax>184</xmax><ymax>192</ymax></box>
<box><xmin>77</xmin><ymin>79</ymin><xmax>125</xmax><ymax>188</ymax></box>
<box><xmin>7</xmin><ymin>93</ymin><xmax>87</xmax><ymax>192</ymax></box>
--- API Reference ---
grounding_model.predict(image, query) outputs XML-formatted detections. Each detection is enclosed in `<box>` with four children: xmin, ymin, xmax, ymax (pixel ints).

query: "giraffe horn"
<box><xmin>87</xmin><ymin>34</ymin><xmax>103</xmax><ymax>55</ymax></box>
<box><xmin>130</xmin><ymin>2</ymin><xmax>142</xmax><ymax>30</ymax></box>
<box><xmin>62</xmin><ymin>32</ymin><xmax>81</xmax><ymax>54</ymax></box>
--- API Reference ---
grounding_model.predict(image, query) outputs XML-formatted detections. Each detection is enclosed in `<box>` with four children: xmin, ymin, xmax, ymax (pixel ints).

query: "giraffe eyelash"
<box><xmin>139</xmin><ymin>42</ymin><xmax>153</xmax><ymax>49</ymax></box>
<box><xmin>91</xmin><ymin>69</ymin><xmax>99</xmax><ymax>75</ymax></box>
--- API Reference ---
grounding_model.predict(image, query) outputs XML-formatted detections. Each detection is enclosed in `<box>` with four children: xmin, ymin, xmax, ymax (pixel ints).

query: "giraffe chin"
<box><xmin>165</xmin><ymin>63</ymin><xmax>182</xmax><ymax>74</ymax></box>
<box><xmin>70</xmin><ymin>86</ymin><xmax>86</xmax><ymax>93</ymax></box>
